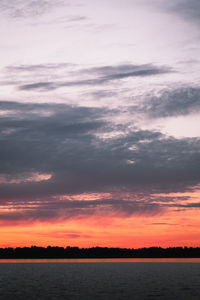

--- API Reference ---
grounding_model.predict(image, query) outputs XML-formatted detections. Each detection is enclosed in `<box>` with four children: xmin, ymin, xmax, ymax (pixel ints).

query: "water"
<box><xmin>0</xmin><ymin>260</ymin><xmax>200</xmax><ymax>299</ymax></box>
<box><xmin>1</xmin><ymin>258</ymin><xmax>200</xmax><ymax>263</ymax></box>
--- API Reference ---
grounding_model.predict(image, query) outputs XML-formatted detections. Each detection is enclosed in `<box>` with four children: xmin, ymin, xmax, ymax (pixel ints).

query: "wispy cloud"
<box><xmin>18</xmin><ymin>63</ymin><xmax>171</xmax><ymax>91</ymax></box>
<box><xmin>0</xmin><ymin>198</ymin><xmax>163</xmax><ymax>223</ymax></box>
<box><xmin>5</xmin><ymin>63</ymin><xmax>75</xmax><ymax>72</ymax></box>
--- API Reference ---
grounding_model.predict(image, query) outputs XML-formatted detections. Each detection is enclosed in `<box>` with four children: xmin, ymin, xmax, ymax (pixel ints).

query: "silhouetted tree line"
<box><xmin>0</xmin><ymin>246</ymin><xmax>200</xmax><ymax>258</ymax></box>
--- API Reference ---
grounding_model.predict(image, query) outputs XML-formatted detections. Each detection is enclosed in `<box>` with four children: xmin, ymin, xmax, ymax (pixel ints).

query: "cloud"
<box><xmin>181</xmin><ymin>203</ymin><xmax>200</xmax><ymax>208</ymax></box>
<box><xmin>18</xmin><ymin>63</ymin><xmax>170</xmax><ymax>91</ymax></box>
<box><xmin>5</xmin><ymin>63</ymin><xmax>75</xmax><ymax>72</ymax></box>
<box><xmin>170</xmin><ymin>0</ymin><xmax>200</xmax><ymax>25</ymax></box>
<box><xmin>0</xmin><ymin>63</ymin><xmax>76</xmax><ymax>89</ymax></box>
<box><xmin>149</xmin><ymin>0</ymin><xmax>200</xmax><ymax>26</ymax></box>
<box><xmin>44</xmin><ymin>15</ymin><xmax>88</xmax><ymax>26</ymax></box>
<box><xmin>88</xmin><ymin>90</ymin><xmax>118</xmax><ymax>99</ymax></box>
<box><xmin>0</xmin><ymin>100</ymin><xmax>199</xmax><ymax>223</ymax></box>
<box><xmin>0</xmin><ymin>0</ymin><xmax>67</xmax><ymax>18</ymax></box>
<box><xmin>0</xmin><ymin>198</ymin><xmax>163</xmax><ymax>223</ymax></box>
<box><xmin>0</xmin><ymin>192</ymin><xmax>197</xmax><ymax>224</ymax></box>
<box><xmin>151</xmin><ymin>222</ymin><xmax>177</xmax><ymax>226</ymax></box>
<box><xmin>0</xmin><ymin>101</ymin><xmax>200</xmax><ymax>196</ymax></box>
<box><xmin>39</xmin><ymin>230</ymin><xmax>92</xmax><ymax>239</ymax></box>
<box><xmin>80</xmin><ymin>64</ymin><xmax>169</xmax><ymax>77</ymax></box>
<box><xmin>141</xmin><ymin>87</ymin><xmax>200</xmax><ymax>118</ymax></box>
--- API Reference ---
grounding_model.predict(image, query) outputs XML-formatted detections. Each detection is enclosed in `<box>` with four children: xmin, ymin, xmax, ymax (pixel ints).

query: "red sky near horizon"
<box><xmin>0</xmin><ymin>189</ymin><xmax>200</xmax><ymax>248</ymax></box>
<box><xmin>0</xmin><ymin>0</ymin><xmax>200</xmax><ymax>248</ymax></box>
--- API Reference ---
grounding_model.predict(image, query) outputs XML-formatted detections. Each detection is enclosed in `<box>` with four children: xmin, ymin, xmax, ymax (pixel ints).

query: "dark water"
<box><xmin>0</xmin><ymin>261</ymin><xmax>200</xmax><ymax>299</ymax></box>
<box><xmin>1</xmin><ymin>258</ymin><xmax>200</xmax><ymax>263</ymax></box>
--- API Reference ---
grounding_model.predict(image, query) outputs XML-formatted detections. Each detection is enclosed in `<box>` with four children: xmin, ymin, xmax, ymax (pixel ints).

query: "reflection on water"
<box><xmin>0</xmin><ymin>258</ymin><xmax>200</xmax><ymax>263</ymax></box>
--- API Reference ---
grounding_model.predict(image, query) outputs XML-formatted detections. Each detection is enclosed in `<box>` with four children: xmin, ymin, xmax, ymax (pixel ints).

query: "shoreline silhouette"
<box><xmin>0</xmin><ymin>246</ymin><xmax>199</xmax><ymax>259</ymax></box>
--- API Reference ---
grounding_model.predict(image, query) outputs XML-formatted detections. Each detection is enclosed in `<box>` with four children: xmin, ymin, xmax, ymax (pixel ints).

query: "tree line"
<box><xmin>0</xmin><ymin>246</ymin><xmax>199</xmax><ymax>258</ymax></box>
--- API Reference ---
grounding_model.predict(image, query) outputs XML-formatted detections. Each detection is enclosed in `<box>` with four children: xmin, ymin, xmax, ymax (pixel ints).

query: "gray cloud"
<box><xmin>20</xmin><ymin>82</ymin><xmax>55</xmax><ymax>90</ymax></box>
<box><xmin>0</xmin><ymin>101</ymin><xmax>200</xmax><ymax>198</ymax></box>
<box><xmin>6</xmin><ymin>63</ymin><xmax>75</xmax><ymax>72</ymax></box>
<box><xmin>0</xmin><ymin>192</ymin><xmax>196</xmax><ymax>224</ymax></box>
<box><xmin>151</xmin><ymin>0</ymin><xmax>200</xmax><ymax>25</ymax></box>
<box><xmin>88</xmin><ymin>90</ymin><xmax>118</xmax><ymax>99</ymax></box>
<box><xmin>0</xmin><ymin>101</ymin><xmax>199</xmax><ymax>223</ymax></box>
<box><xmin>80</xmin><ymin>64</ymin><xmax>169</xmax><ymax>77</ymax></box>
<box><xmin>141</xmin><ymin>87</ymin><xmax>200</xmax><ymax>118</ymax></box>
<box><xmin>171</xmin><ymin>0</ymin><xmax>200</xmax><ymax>25</ymax></box>
<box><xmin>1</xmin><ymin>63</ymin><xmax>76</xmax><ymax>89</ymax></box>
<box><xmin>173</xmin><ymin>203</ymin><xmax>200</xmax><ymax>208</ymax></box>
<box><xmin>0</xmin><ymin>198</ymin><xmax>162</xmax><ymax>223</ymax></box>
<box><xmin>18</xmin><ymin>63</ymin><xmax>170</xmax><ymax>91</ymax></box>
<box><xmin>0</xmin><ymin>0</ymin><xmax>67</xmax><ymax>18</ymax></box>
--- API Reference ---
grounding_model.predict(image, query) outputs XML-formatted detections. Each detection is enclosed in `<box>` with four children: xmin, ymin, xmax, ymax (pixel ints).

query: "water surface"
<box><xmin>0</xmin><ymin>258</ymin><xmax>200</xmax><ymax>263</ymax></box>
<box><xmin>0</xmin><ymin>261</ymin><xmax>199</xmax><ymax>299</ymax></box>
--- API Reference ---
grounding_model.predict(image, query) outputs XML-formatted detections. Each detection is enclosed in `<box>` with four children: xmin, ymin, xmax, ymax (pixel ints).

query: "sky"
<box><xmin>0</xmin><ymin>0</ymin><xmax>200</xmax><ymax>248</ymax></box>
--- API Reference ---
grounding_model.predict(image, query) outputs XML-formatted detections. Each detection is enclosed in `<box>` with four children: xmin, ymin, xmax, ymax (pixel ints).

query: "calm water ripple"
<box><xmin>0</xmin><ymin>262</ymin><xmax>199</xmax><ymax>299</ymax></box>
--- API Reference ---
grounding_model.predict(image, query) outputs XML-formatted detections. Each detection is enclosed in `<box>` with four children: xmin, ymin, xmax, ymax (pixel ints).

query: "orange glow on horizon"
<box><xmin>0</xmin><ymin>190</ymin><xmax>199</xmax><ymax>249</ymax></box>
<box><xmin>0</xmin><ymin>207</ymin><xmax>199</xmax><ymax>249</ymax></box>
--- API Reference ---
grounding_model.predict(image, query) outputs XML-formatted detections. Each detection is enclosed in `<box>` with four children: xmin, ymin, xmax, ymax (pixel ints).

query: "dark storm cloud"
<box><xmin>18</xmin><ymin>63</ymin><xmax>170</xmax><ymax>91</ymax></box>
<box><xmin>0</xmin><ymin>100</ymin><xmax>199</xmax><ymax>223</ymax></box>
<box><xmin>0</xmin><ymin>0</ymin><xmax>67</xmax><ymax>18</ymax></box>
<box><xmin>0</xmin><ymin>100</ymin><xmax>200</xmax><ymax>198</ymax></box>
<box><xmin>141</xmin><ymin>87</ymin><xmax>200</xmax><ymax>118</ymax></box>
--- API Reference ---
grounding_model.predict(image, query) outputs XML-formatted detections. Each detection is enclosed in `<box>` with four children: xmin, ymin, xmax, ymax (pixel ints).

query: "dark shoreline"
<box><xmin>0</xmin><ymin>246</ymin><xmax>200</xmax><ymax>259</ymax></box>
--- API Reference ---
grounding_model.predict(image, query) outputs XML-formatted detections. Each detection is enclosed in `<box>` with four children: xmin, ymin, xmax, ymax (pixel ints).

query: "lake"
<box><xmin>0</xmin><ymin>259</ymin><xmax>200</xmax><ymax>299</ymax></box>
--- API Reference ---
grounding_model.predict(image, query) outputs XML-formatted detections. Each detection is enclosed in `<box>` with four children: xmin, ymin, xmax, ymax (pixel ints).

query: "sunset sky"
<box><xmin>0</xmin><ymin>0</ymin><xmax>200</xmax><ymax>248</ymax></box>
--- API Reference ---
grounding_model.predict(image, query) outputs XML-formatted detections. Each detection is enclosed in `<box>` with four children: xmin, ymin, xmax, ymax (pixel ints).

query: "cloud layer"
<box><xmin>0</xmin><ymin>100</ymin><xmax>199</xmax><ymax>223</ymax></box>
<box><xmin>142</xmin><ymin>87</ymin><xmax>200</xmax><ymax>118</ymax></box>
<box><xmin>17</xmin><ymin>63</ymin><xmax>170</xmax><ymax>91</ymax></box>
<box><xmin>0</xmin><ymin>0</ymin><xmax>199</xmax><ymax>233</ymax></box>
